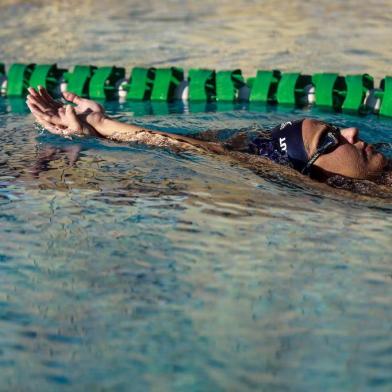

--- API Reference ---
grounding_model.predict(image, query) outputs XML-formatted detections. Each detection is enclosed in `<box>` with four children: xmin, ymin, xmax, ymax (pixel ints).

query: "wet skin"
<box><xmin>302</xmin><ymin>119</ymin><xmax>388</xmax><ymax>179</ymax></box>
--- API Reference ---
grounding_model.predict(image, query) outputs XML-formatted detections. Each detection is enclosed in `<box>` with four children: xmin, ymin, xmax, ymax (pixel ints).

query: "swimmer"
<box><xmin>26</xmin><ymin>86</ymin><xmax>391</xmax><ymax>186</ymax></box>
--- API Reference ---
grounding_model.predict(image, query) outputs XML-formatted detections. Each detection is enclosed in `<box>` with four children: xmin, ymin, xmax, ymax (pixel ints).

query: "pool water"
<box><xmin>1</xmin><ymin>0</ymin><xmax>392</xmax><ymax>390</ymax></box>
<box><xmin>1</xmin><ymin>101</ymin><xmax>392</xmax><ymax>391</ymax></box>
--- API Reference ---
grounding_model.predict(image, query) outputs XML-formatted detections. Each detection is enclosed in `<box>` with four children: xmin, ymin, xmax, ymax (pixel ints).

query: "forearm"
<box><xmin>88</xmin><ymin>114</ymin><xmax>226</xmax><ymax>154</ymax></box>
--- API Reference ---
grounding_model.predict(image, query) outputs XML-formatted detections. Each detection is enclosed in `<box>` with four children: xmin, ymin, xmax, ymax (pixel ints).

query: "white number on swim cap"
<box><xmin>279</xmin><ymin>137</ymin><xmax>287</xmax><ymax>151</ymax></box>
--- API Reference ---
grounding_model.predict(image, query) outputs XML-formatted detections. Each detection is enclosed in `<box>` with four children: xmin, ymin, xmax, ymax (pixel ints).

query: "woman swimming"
<box><xmin>26</xmin><ymin>86</ymin><xmax>390</xmax><ymax>186</ymax></box>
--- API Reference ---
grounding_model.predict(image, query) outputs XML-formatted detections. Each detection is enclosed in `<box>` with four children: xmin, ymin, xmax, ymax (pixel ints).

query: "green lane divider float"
<box><xmin>29</xmin><ymin>64</ymin><xmax>66</xmax><ymax>94</ymax></box>
<box><xmin>248</xmin><ymin>69</ymin><xmax>281</xmax><ymax>103</ymax></box>
<box><xmin>188</xmin><ymin>68</ymin><xmax>215</xmax><ymax>101</ymax></box>
<box><xmin>312</xmin><ymin>73</ymin><xmax>346</xmax><ymax>109</ymax></box>
<box><xmin>89</xmin><ymin>66</ymin><xmax>125</xmax><ymax>100</ymax></box>
<box><xmin>276</xmin><ymin>72</ymin><xmax>312</xmax><ymax>106</ymax></box>
<box><xmin>126</xmin><ymin>67</ymin><xmax>156</xmax><ymax>100</ymax></box>
<box><xmin>342</xmin><ymin>74</ymin><xmax>373</xmax><ymax>112</ymax></box>
<box><xmin>379</xmin><ymin>76</ymin><xmax>392</xmax><ymax>117</ymax></box>
<box><xmin>150</xmin><ymin>67</ymin><xmax>183</xmax><ymax>101</ymax></box>
<box><xmin>216</xmin><ymin>69</ymin><xmax>245</xmax><ymax>101</ymax></box>
<box><xmin>6</xmin><ymin>63</ymin><xmax>35</xmax><ymax>96</ymax></box>
<box><xmin>1</xmin><ymin>62</ymin><xmax>392</xmax><ymax>117</ymax></box>
<box><xmin>64</xmin><ymin>65</ymin><xmax>97</xmax><ymax>97</ymax></box>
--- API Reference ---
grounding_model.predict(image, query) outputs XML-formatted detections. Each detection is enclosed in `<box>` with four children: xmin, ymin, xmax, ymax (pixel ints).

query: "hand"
<box><xmin>26</xmin><ymin>86</ymin><xmax>105</xmax><ymax>136</ymax></box>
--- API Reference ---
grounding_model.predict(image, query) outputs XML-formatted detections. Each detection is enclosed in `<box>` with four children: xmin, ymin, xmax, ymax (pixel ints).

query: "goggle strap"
<box><xmin>301</xmin><ymin>152</ymin><xmax>322</xmax><ymax>174</ymax></box>
<box><xmin>301</xmin><ymin>132</ymin><xmax>339</xmax><ymax>175</ymax></box>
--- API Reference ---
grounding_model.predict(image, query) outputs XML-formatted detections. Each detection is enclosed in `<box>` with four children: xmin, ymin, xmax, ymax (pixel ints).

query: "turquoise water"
<box><xmin>1</xmin><ymin>100</ymin><xmax>392</xmax><ymax>391</ymax></box>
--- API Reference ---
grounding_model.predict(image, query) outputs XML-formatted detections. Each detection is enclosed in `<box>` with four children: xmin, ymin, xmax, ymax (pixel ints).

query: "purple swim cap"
<box><xmin>270</xmin><ymin>119</ymin><xmax>309</xmax><ymax>172</ymax></box>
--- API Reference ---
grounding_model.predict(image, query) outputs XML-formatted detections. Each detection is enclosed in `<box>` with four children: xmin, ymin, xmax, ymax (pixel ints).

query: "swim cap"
<box><xmin>248</xmin><ymin>135</ymin><xmax>291</xmax><ymax>166</ymax></box>
<box><xmin>270</xmin><ymin>119</ymin><xmax>308</xmax><ymax>172</ymax></box>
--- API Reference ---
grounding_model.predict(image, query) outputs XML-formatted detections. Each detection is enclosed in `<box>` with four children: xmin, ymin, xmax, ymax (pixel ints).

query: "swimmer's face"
<box><xmin>302</xmin><ymin>119</ymin><xmax>388</xmax><ymax>179</ymax></box>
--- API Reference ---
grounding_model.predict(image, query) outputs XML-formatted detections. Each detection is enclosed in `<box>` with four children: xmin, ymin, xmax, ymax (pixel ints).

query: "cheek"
<box><xmin>314</xmin><ymin>147</ymin><xmax>366</xmax><ymax>178</ymax></box>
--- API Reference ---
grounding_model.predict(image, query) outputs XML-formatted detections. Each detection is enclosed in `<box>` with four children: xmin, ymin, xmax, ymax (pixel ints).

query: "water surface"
<box><xmin>1</xmin><ymin>1</ymin><xmax>392</xmax><ymax>391</ymax></box>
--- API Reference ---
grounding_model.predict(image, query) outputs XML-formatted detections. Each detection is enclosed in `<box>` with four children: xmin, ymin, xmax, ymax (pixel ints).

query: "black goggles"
<box><xmin>301</xmin><ymin>125</ymin><xmax>341</xmax><ymax>175</ymax></box>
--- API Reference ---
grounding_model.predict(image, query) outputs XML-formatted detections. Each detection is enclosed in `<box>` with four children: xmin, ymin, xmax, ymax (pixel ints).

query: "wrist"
<box><xmin>84</xmin><ymin>112</ymin><xmax>108</xmax><ymax>133</ymax></box>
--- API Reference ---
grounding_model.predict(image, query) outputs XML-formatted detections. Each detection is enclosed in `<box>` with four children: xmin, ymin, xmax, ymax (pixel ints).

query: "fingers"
<box><xmin>38</xmin><ymin>86</ymin><xmax>62</xmax><ymax>109</ymax></box>
<box><xmin>26</xmin><ymin>93</ymin><xmax>55</xmax><ymax>115</ymax></box>
<box><xmin>62</xmin><ymin>91</ymin><xmax>83</xmax><ymax>105</ymax></box>
<box><xmin>27</xmin><ymin>86</ymin><xmax>62</xmax><ymax>112</ymax></box>
<box><xmin>26</xmin><ymin>100</ymin><xmax>50</xmax><ymax>121</ymax></box>
<box><xmin>26</xmin><ymin>101</ymin><xmax>65</xmax><ymax>135</ymax></box>
<box><xmin>26</xmin><ymin>90</ymin><xmax>86</xmax><ymax>137</ymax></box>
<box><xmin>38</xmin><ymin>120</ymin><xmax>63</xmax><ymax>135</ymax></box>
<box><xmin>33</xmin><ymin>113</ymin><xmax>64</xmax><ymax>135</ymax></box>
<box><xmin>65</xmin><ymin>104</ymin><xmax>82</xmax><ymax>133</ymax></box>
<box><xmin>27</xmin><ymin>100</ymin><xmax>57</xmax><ymax>123</ymax></box>
<box><xmin>36</xmin><ymin>114</ymin><xmax>65</xmax><ymax>135</ymax></box>
<box><xmin>27</xmin><ymin>87</ymin><xmax>59</xmax><ymax>115</ymax></box>
<box><xmin>62</xmin><ymin>91</ymin><xmax>105</xmax><ymax>114</ymax></box>
<box><xmin>66</xmin><ymin>103</ymin><xmax>78</xmax><ymax>119</ymax></box>
<box><xmin>27</xmin><ymin>87</ymin><xmax>41</xmax><ymax>99</ymax></box>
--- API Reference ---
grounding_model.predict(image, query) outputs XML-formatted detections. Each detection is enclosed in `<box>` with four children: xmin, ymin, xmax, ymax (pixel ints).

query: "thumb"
<box><xmin>65</xmin><ymin>105</ymin><xmax>82</xmax><ymax>131</ymax></box>
<box><xmin>63</xmin><ymin>91</ymin><xmax>84</xmax><ymax>106</ymax></box>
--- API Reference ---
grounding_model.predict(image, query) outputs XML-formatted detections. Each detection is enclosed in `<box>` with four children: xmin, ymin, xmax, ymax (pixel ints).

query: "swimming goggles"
<box><xmin>301</xmin><ymin>125</ymin><xmax>341</xmax><ymax>175</ymax></box>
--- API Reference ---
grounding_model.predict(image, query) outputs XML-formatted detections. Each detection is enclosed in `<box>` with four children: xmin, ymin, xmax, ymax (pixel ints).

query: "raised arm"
<box><xmin>27</xmin><ymin>87</ymin><xmax>226</xmax><ymax>154</ymax></box>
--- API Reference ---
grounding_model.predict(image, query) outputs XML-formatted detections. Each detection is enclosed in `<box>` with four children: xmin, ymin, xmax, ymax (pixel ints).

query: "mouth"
<box><xmin>361</xmin><ymin>142</ymin><xmax>380</xmax><ymax>160</ymax></box>
<box><xmin>363</xmin><ymin>143</ymin><xmax>388</xmax><ymax>168</ymax></box>
<box><xmin>365</xmin><ymin>144</ymin><xmax>374</xmax><ymax>156</ymax></box>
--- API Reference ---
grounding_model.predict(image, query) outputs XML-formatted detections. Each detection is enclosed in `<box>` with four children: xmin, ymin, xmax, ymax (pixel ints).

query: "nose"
<box><xmin>340</xmin><ymin>127</ymin><xmax>359</xmax><ymax>144</ymax></box>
